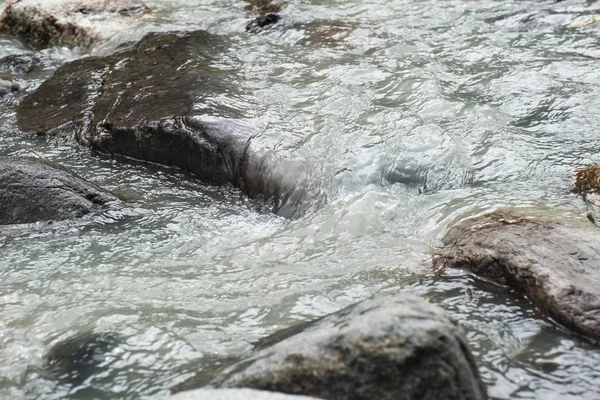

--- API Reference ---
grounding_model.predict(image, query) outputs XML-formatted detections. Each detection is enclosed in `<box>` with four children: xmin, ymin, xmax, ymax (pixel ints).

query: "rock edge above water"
<box><xmin>0</xmin><ymin>0</ymin><xmax>149</xmax><ymax>48</ymax></box>
<box><xmin>434</xmin><ymin>211</ymin><xmax>600</xmax><ymax>341</ymax></box>
<box><xmin>0</xmin><ymin>157</ymin><xmax>118</xmax><ymax>225</ymax></box>
<box><xmin>197</xmin><ymin>293</ymin><xmax>487</xmax><ymax>400</ymax></box>
<box><xmin>17</xmin><ymin>29</ymin><xmax>305</xmax><ymax>217</ymax></box>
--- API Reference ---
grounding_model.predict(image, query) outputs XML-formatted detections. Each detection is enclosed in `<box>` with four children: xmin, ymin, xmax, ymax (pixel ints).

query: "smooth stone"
<box><xmin>167</xmin><ymin>388</ymin><xmax>320</xmax><ymax>400</ymax></box>
<box><xmin>434</xmin><ymin>211</ymin><xmax>600</xmax><ymax>341</ymax></box>
<box><xmin>0</xmin><ymin>157</ymin><xmax>118</xmax><ymax>225</ymax></box>
<box><xmin>17</xmin><ymin>30</ymin><xmax>305</xmax><ymax>217</ymax></box>
<box><xmin>0</xmin><ymin>0</ymin><xmax>150</xmax><ymax>48</ymax></box>
<box><xmin>204</xmin><ymin>293</ymin><xmax>487</xmax><ymax>400</ymax></box>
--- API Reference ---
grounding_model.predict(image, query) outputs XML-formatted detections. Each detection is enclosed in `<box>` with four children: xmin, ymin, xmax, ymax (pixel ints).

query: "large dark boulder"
<box><xmin>0</xmin><ymin>157</ymin><xmax>118</xmax><ymax>225</ymax></box>
<box><xmin>0</xmin><ymin>0</ymin><xmax>149</xmax><ymax>48</ymax></box>
<box><xmin>434</xmin><ymin>211</ymin><xmax>600</xmax><ymax>341</ymax></box>
<box><xmin>17</xmin><ymin>30</ymin><xmax>304</xmax><ymax>217</ymax></box>
<box><xmin>201</xmin><ymin>293</ymin><xmax>486</xmax><ymax>400</ymax></box>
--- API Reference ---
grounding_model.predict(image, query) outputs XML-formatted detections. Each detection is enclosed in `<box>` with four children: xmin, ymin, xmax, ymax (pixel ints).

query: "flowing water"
<box><xmin>1</xmin><ymin>0</ymin><xmax>600</xmax><ymax>399</ymax></box>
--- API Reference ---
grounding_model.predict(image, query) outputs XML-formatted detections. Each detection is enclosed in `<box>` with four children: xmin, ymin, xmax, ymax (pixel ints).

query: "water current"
<box><xmin>1</xmin><ymin>0</ymin><xmax>600</xmax><ymax>399</ymax></box>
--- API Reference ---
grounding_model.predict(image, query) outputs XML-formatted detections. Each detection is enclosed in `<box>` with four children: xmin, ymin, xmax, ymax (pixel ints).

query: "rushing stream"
<box><xmin>1</xmin><ymin>0</ymin><xmax>600</xmax><ymax>399</ymax></box>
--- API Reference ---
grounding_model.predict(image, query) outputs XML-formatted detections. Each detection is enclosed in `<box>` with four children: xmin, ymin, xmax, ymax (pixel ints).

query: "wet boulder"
<box><xmin>0</xmin><ymin>0</ymin><xmax>150</xmax><ymax>48</ymax></box>
<box><xmin>434</xmin><ymin>211</ymin><xmax>600</xmax><ymax>341</ymax></box>
<box><xmin>168</xmin><ymin>388</ymin><xmax>320</xmax><ymax>400</ymax></box>
<box><xmin>17</xmin><ymin>30</ymin><xmax>304</xmax><ymax>217</ymax></box>
<box><xmin>0</xmin><ymin>157</ymin><xmax>118</xmax><ymax>225</ymax></box>
<box><xmin>206</xmin><ymin>293</ymin><xmax>487</xmax><ymax>400</ymax></box>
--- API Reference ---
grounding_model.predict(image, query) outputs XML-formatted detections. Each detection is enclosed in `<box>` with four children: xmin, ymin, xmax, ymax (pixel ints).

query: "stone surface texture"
<box><xmin>434</xmin><ymin>211</ymin><xmax>600</xmax><ymax>341</ymax></box>
<box><xmin>0</xmin><ymin>157</ymin><xmax>118</xmax><ymax>225</ymax></box>
<box><xmin>207</xmin><ymin>293</ymin><xmax>487</xmax><ymax>400</ymax></box>
<box><xmin>17</xmin><ymin>30</ymin><xmax>305</xmax><ymax>217</ymax></box>
<box><xmin>0</xmin><ymin>0</ymin><xmax>149</xmax><ymax>48</ymax></box>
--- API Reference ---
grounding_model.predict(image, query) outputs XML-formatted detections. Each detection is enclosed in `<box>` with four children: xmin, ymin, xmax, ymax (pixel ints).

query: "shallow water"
<box><xmin>1</xmin><ymin>0</ymin><xmax>600</xmax><ymax>399</ymax></box>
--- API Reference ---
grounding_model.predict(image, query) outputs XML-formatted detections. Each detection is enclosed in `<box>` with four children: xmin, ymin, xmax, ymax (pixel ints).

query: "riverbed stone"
<box><xmin>204</xmin><ymin>293</ymin><xmax>486</xmax><ymax>400</ymax></box>
<box><xmin>167</xmin><ymin>388</ymin><xmax>320</xmax><ymax>400</ymax></box>
<box><xmin>0</xmin><ymin>0</ymin><xmax>150</xmax><ymax>48</ymax></box>
<box><xmin>0</xmin><ymin>157</ymin><xmax>118</xmax><ymax>225</ymax></box>
<box><xmin>17</xmin><ymin>30</ymin><xmax>304</xmax><ymax>217</ymax></box>
<box><xmin>434</xmin><ymin>211</ymin><xmax>600</xmax><ymax>341</ymax></box>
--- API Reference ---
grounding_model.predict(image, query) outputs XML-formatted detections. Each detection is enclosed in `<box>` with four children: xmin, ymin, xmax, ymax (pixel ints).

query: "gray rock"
<box><xmin>434</xmin><ymin>211</ymin><xmax>600</xmax><ymax>341</ymax></box>
<box><xmin>167</xmin><ymin>388</ymin><xmax>319</xmax><ymax>400</ymax></box>
<box><xmin>0</xmin><ymin>157</ymin><xmax>118</xmax><ymax>225</ymax></box>
<box><xmin>206</xmin><ymin>293</ymin><xmax>486</xmax><ymax>400</ymax></box>
<box><xmin>17</xmin><ymin>30</ymin><xmax>306</xmax><ymax>217</ymax></box>
<box><xmin>0</xmin><ymin>0</ymin><xmax>149</xmax><ymax>48</ymax></box>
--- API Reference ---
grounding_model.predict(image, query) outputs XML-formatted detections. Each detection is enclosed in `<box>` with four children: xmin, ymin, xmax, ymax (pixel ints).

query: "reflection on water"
<box><xmin>1</xmin><ymin>0</ymin><xmax>600</xmax><ymax>399</ymax></box>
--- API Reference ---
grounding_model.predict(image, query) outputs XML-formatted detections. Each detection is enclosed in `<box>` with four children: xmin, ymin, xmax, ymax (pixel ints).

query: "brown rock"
<box><xmin>242</xmin><ymin>0</ymin><xmax>284</xmax><ymax>16</ymax></box>
<box><xmin>434</xmin><ymin>211</ymin><xmax>600</xmax><ymax>341</ymax></box>
<box><xmin>0</xmin><ymin>0</ymin><xmax>150</xmax><ymax>48</ymax></box>
<box><xmin>573</xmin><ymin>165</ymin><xmax>600</xmax><ymax>225</ymax></box>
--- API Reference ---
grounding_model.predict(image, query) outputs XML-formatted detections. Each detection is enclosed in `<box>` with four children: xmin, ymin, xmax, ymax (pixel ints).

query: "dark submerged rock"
<box><xmin>43</xmin><ymin>331</ymin><xmax>122</xmax><ymax>386</ymax></box>
<box><xmin>205</xmin><ymin>293</ymin><xmax>487</xmax><ymax>400</ymax></box>
<box><xmin>0</xmin><ymin>0</ymin><xmax>150</xmax><ymax>48</ymax></box>
<box><xmin>246</xmin><ymin>13</ymin><xmax>282</xmax><ymax>32</ymax></box>
<box><xmin>434</xmin><ymin>211</ymin><xmax>600</xmax><ymax>341</ymax></box>
<box><xmin>0</xmin><ymin>53</ymin><xmax>40</xmax><ymax>75</ymax></box>
<box><xmin>18</xmin><ymin>30</ymin><xmax>304</xmax><ymax>217</ymax></box>
<box><xmin>0</xmin><ymin>157</ymin><xmax>118</xmax><ymax>225</ymax></box>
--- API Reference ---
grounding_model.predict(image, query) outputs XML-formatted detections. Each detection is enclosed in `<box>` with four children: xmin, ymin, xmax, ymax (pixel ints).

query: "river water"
<box><xmin>1</xmin><ymin>0</ymin><xmax>600</xmax><ymax>399</ymax></box>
